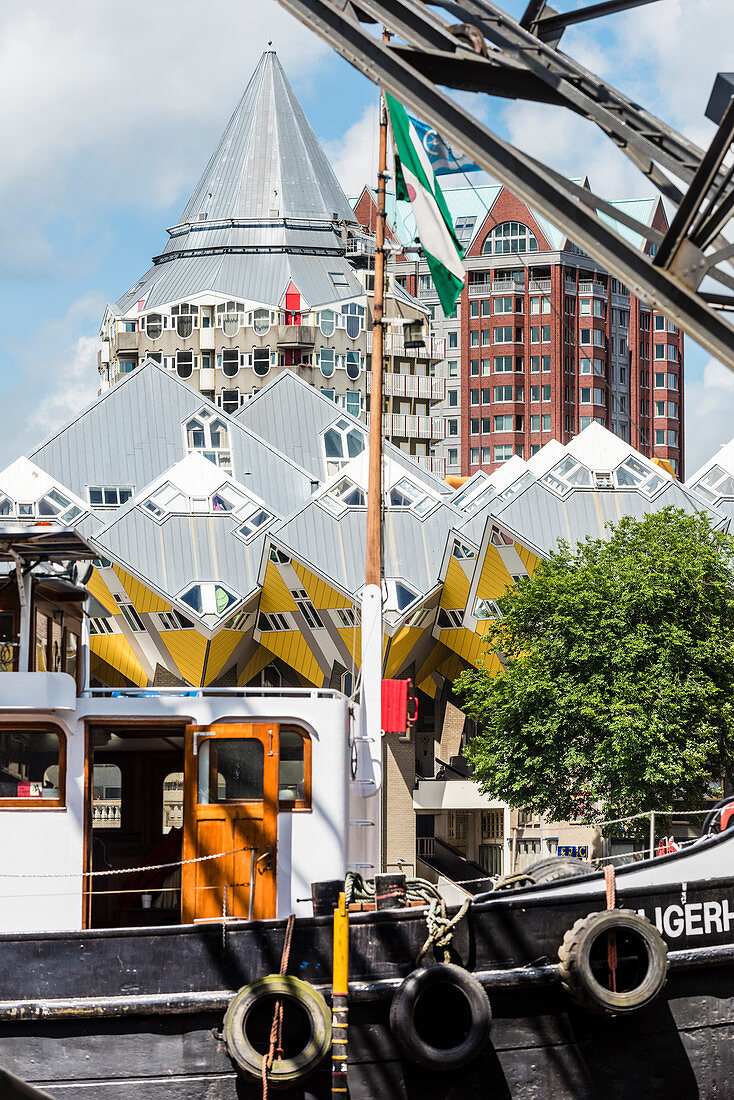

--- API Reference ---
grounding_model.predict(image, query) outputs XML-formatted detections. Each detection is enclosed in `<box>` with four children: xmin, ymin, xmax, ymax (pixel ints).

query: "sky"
<box><xmin>0</xmin><ymin>0</ymin><xmax>732</xmax><ymax>477</ymax></box>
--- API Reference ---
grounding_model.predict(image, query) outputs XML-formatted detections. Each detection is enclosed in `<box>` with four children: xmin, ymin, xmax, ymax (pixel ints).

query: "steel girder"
<box><xmin>274</xmin><ymin>0</ymin><xmax>734</xmax><ymax>369</ymax></box>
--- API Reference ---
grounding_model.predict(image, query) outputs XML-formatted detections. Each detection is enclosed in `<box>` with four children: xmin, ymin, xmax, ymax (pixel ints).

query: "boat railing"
<box><xmin>82</xmin><ymin>686</ymin><xmax>345</xmax><ymax>700</ymax></box>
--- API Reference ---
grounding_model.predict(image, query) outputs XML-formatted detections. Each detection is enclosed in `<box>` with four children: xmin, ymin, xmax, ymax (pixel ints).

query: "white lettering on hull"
<box><xmin>645</xmin><ymin>899</ymin><xmax>734</xmax><ymax>938</ymax></box>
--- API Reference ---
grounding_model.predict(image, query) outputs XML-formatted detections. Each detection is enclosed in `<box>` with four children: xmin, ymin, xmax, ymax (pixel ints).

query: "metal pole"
<box><xmin>248</xmin><ymin>848</ymin><xmax>256</xmax><ymax>921</ymax></box>
<box><xmin>649</xmin><ymin>812</ymin><xmax>656</xmax><ymax>859</ymax></box>
<box><xmin>365</xmin><ymin>31</ymin><xmax>390</xmax><ymax>591</ymax></box>
<box><xmin>331</xmin><ymin>891</ymin><xmax>349</xmax><ymax>1098</ymax></box>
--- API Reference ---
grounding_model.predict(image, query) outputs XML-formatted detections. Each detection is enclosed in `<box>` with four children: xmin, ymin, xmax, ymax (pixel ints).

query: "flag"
<box><xmin>386</xmin><ymin>94</ymin><xmax>465</xmax><ymax>317</ymax></box>
<box><xmin>407</xmin><ymin>115</ymin><xmax>481</xmax><ymax>175</ymax></box>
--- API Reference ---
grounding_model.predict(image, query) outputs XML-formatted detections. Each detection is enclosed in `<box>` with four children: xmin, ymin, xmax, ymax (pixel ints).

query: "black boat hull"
<box><xmin>2</xmin><ymin>861</ymin><xmax>734</xmax><ymax>1098</ymax></box>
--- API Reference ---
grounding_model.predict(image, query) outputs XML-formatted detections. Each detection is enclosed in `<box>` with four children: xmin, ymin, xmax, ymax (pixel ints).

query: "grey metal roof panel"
<box><xmin>29</xmin><ymin>361</ymin><xmax>315</xmax><ymax>515</ymax></box>
<box><xmin>236</xmin><ymin>371</ymin><xmax>451</xmax><ymax>495</ymax></box>
<box><xmin>116</xmin><ymin>252</ymin><xmax>362</xmax><ymax>314</ymax></box>
<box><xmin>179</xmin><ymin>51</ymin><xmax>355</xmax><ymax>228</ymax></box>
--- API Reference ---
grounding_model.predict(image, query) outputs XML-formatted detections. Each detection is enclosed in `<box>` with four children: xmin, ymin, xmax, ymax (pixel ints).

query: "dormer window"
<box><xmin>179</xmin><ymin>582</ymin><xmax>238</xmax><ymax>617</ymax></box>
<box><xmin>319</xmin><ymin>477</ymin><xmax>366</xmax><ymax>516</ymax></box>
<box><xmin>614</xmin><ymin>456</ymin><xmax>665</xmax><ymax>497</ymax></box>
<box><xmin>322</xmin><ymin>418</ymin><xmax>366</xmax><ymax>475</ymax></box>
<box><xmin>329</xmin><ymin>271</ymin><xmax>349</xmax><ymax>288</ymax></box>
<box><xmin>0</xmin><ymin>497</ymin><xmax>12</xmax><ymax>517</ymax></box>
<box><xmin>185</xmin><ymin>410</ymin><xmax>232</xmax><ymax>470</ymax></box>
<box><xmin>694</xmin><ymin>464</ymin><xmax>734</xmax><ymax>503</ymax></box>
<box><xmin>172</xmin><ymin>303</ymin><xmax>198</xmax><ymax>338</ymax></box>
<box><xmin>541</xmin><ymin>456</ymin><xmax>593</xmax><ymax>495</ymax></box>
<box><xmin>388</xmin><ymin>476</ymin><xmax>435</xmax><ymax>516</ymax></box>
<box><xmin>452</xmin><ymin>541</ymin><xmax>476</xmax><ymax>560</ymax></box>
<box><xmin>474</xmin><ymin>598</ymin><xmax>500</xmax><ymax>620</ymax></box>
<box><xmin>236</xmin><ymin>507</ymin><xmax>274</xmax><ymax>541</ymax></box>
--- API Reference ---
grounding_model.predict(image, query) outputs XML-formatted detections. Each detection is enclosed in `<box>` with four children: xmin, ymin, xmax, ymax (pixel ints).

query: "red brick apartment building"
<box><xmin>354</xmin><ymin>181</ymin><xmax>684</xmax><ymax>477</ymax></box>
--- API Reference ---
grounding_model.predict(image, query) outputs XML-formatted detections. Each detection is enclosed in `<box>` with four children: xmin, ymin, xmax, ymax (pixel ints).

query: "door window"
<box><xmin>198</xmin><ymin>739</ymin><xmax>264</xmax><ymax>803</ymax></box>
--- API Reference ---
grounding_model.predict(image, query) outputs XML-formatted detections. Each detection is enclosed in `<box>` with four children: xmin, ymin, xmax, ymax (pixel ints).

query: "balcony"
<box><xmin>492</xmin><ymin>279</ymin><xmax>525</xmax><ymax>293</ymax></box>
<box><xmin>529</xmin><ymin>279</ymin><xmax>552</xmax><ymax>292</ymax></box>
<box><xmin>346</xmin><ymin>234</ymin><xmax>376</xmax><ymax>259</ymax></box>
<box><xmin>578</xmin><ymin>281</ymin><xmax>607</xmax><ymax>297</ymax></box>
<box><xmin>276</xmin><ymin>325</ymin><xmax>316</xmax><ymax>347</ymax></box>
<box><xmin>115</xmin><ymin>332</ymin><xmax>139</xmax><ymax>350</ymax></box>
<box><xmin>415</xmin><ymin>454</ymin><xmax>446</xmax><ymax>477</ymax></box>
<box><xmin>414</xmin><ymin>779</ymin><xmax>507</xmax><ymax>811</ymax></box>
<box><xmin>467</xmin><ymin>281</ymin><xmax>492</xmax><ymax>297</ymax></box>
<box><xmin>369</xmin><ymin>332</ymin><xmax>446</xmax><ymax>361</ymax></box>
<box><xmin>367</xmin><ymin>372</ymin><xmax>445</xmax><ymax>401</ymax></box>
<box><xmin>369</xmin><ymin>413</ymin><xmax>447</xmax><ymax>440</ymax></box>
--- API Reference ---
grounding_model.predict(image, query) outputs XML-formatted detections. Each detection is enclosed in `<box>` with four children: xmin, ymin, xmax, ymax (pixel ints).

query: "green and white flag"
<box><xmin>386</xmin><ymin>94</ymin><xmax>465</xmax><ymax>316</ymax></box>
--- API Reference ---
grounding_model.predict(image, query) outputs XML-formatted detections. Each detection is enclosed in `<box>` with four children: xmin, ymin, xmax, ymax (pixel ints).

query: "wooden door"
<box><xmin>181</xmin><ymin>723</ymin><xmax>279</xmax><ymax>924</ymax></box>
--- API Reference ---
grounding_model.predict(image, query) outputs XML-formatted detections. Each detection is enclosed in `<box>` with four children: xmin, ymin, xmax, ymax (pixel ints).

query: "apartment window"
<box><xmin>293</xmin><ymin>590</ymin><xmax>324</xmax><ymax>630</ymax></box>
<box><xmin>668</xmin><ymin>345</ymin><xmax>678</xmax><ymax>362</ymax></box>
<box><xmin>222</xmin><ymin>348</ymin><xmax>240</xmax><ymax>377</ymax></box>
<box><xmin>494</xmin><ymin>327</ymin><xmax>513</xmax><ymax>343</ymax></box>
<box><xmin>470</xmin><ymin>359</ymin><xmax>479</xmax><ymax>376</ymax></box>
<box><xmin>481</xmin><ymin>446</ymin><xmax>491</xmax><ymax>463</ymax></box>
<box><xmin>565</xmin><ymin>297</ymin><xmax>575</xmax><ymax>314</ymax></box>
<box><xmin>531</xmin><ymin>414</ymin><xmax>540</xmax><ymax>431</ymax></box>
<box><xmin>493</xmin><ymin>386</ymin><xmax>513</xmax><ymax>402</ymax></box>
<box><xmin>668</xmin><ymin>430</ymin><xmax>678</xmax><ymax>446</ymax></box>
<box><xmin>481</xmin><ymin>329</ymin><xmax>492</xmax><ymax>347</ymax></box>
<box><xmin>531</xmin><ymin>356</ymin><xmax>540</xmax><ymax>373</ymax></box>
<box><xmin>448</xmin><ymin>420</ymin><xmax>458</xmax><ymax>437</ymax></box>
<box><xmin>448</xmin><ymin>360</ymin><xmax>458</xmax><ymax>378</ymax></box>
<box><xmin>481</xmin><ymin>300</ymin><xmax>492</xmax><ymax>317</ymax></box>
<box><xmin>470</xmin><ymin>331</ymin><xmax>479</xmax><ymax>347</ymax></box>
<box><xmin>470</xmin><ymin>301</ymin><xmax>479</xmax><ymax>318</ymax></box>
<box><xmin>655</xmin><ymin>429</ymin><xmax>665</xmax><ymax>445</ymax></box>
<box><xmin>470</xmin><ymin>448</ymin><xmax>479</xmax><ymax>465</ymax></box>
<box><xmin>531</xmin><ymin>386</ymin><xmax>540</xmax><ymax>402</ymax></box>
<box><xmin>319</xmin><ymin>348</ymin><xmax>335</xmax><ymax>378</ymax></box>
<box><xmin>481</xmin><ymin>358</ymin><xmax>492</xmax><ymax>376</ymax></box>
<box><xmin>493</xmin><ymin>296</ymin><xmax>513</xmax><ymax>314</ymax></box>
<box><xmin>483</xmin><ymin>221</ymin><xmax>539</xmax><ymax>255</ymax></box>
<box><xmin>654</xmin><ymin>344</ymin><xmax>665</xmax><ymax>359</ymax></box>
<box><xmin>253</xmin><ymin>347</ymin><xmax>271</xmax><ymax>377</ymax></box>
<box><xmin>654</xmin><ymin>372</ymin><xmax>666</xmax><ymax>388</ymax></box>
<box><xmin>470</xmin><ymin>419</ymin><xmax>479</xmax><ymax>434</ymax></box>
<box><xmin>530</xmin><ymin>296</ymin><xmax>550</xmax><ymax>314</ymax></box>
<box><xmin>88</xmin><ymin>486</ymin><xmax>133</xmax><ymax>508</ymax></box>
<box><xmin>495</xmin><ymin>444</ymin><xmax>513</xmax><ymax>461</ymax></box>
<box><xmin>481</xmin><ymin>387</ymin><xmax>491</xmax><ymax>404</ymax></box>
<box><xmin>655</xmin><ymin>315</ymin><xmax>665</xmax><ymax>330</ymax></box>
<box><xmin>450</xmin><ymin>389</ymin><xmax>460</xmax><ymax>407</ymax></box>
<box><xmin>516</xmin><ymin>415</ymin><xmax>524</xmax><ymax>431</ymax></box>
<box><xmin>176</xmin><ymin>350</ymin><xmax>194</xmax><ymax>379</ymax></box>
<box><xmin>515</xmin><ymin>384</ymin><xmax>524</xmax><ymax>401</ymax></box>
<box><xmin>668</xmin><ymin>373</ymin><xmax>678</xmax><ymax>389</ymax></box>
<box><xmin>259</xmin><ymin>611</ymin><xmax>291</xmax><ymax>632</ymax></box>
<box><xmin>668</xmin><ymin>402</ymin><xmax>678</xmax><ymax>418</ymax></box>
<box><xmin>447</xmin><ymin>448</ymin><xmax>458</xmax><ymax>466</ymax></box>
<box><xmin>542</xmin><ymin>414</ymin><xmax>551</xmax><ymax>431</ymax></box>
<box><xmin>541</xmin><ymin>356</ymin><xmax>551</xmax><ymax>372</ymax></box>
<box><xmin>542</xmin><ymin>385</ymin><xmax>551</xmax><ymax>402</ymax></box>
<box><xmin>494</xmin><ymin>415</ymin><xmax>513</xmax><ymax>431</ymax></box>
<box><xmin>494</xmin><ymin>356</ymin><xmax>513</xmax><ymax>372</ymax></box>
<box><xmin>448</xmin><ymin>332</ymin><xmax>458</xmax><ymax>349</ymax></box>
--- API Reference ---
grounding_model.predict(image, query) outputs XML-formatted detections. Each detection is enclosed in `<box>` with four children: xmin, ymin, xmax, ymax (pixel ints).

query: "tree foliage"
<box><xmin>456</xmin><ymin>508</ymin><xmax>734</xmax><ymax>821</ymax></box>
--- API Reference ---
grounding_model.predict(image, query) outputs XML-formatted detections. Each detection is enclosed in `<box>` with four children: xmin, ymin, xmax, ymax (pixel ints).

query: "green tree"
<box><xmin>456</xmin><ymin>507</ymin><xmax>734</xmax><ymax>821</ymax></box>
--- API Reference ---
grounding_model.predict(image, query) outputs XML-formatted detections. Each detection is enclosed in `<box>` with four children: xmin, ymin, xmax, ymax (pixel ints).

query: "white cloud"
<box><xmin>0</xmin><ymin>0</ymin><xmax>330</xmax><ymax>271</ymax></box>
<box><xmin>685</xmin><ymin>358</ymin><xmax>734</xmax><ymax>477</ymax></box>
<box><xmin>323</xmin><ymin>101</ymin><xmax>379</xmax><ymax>199</ymax></box>
<box><xmin>0</xmin><ymin>293</ymin><xmax>105</xmax><ymax>466</ymax></box>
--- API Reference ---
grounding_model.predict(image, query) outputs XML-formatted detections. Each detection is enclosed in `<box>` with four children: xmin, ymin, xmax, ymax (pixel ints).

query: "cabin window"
<box><xmin>198</xmin><ymin>739</ymin><xmax>264</xmax><ymax>803</ymax></box>
<box><xmin>92</xmin><ymin>763</ymin><xmax>122</xmax><ymax>828</ymax></box>
<box><xmin>279</xmin><ymin>728</ymin><xmax>311</xmax><ymax>810</ymax></box>
<box><xmin>0</xmin><ymin>727</ymin><xmax>66</xmax><ymax>808</ymax></box>
<box><xmin>162</xmin><ymin>771</ymin><xmax>184</xmax><ymax>833</ymax></box>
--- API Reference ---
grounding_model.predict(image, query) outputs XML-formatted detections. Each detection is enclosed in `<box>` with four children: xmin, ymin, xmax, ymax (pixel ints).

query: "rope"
<box><xmin>344</xmin><ymin>873</ymin><xmax>470</xmax><ymax>965</ymax></box>
<box><xmin>0</xmin><ymin>845</ymin><xmax>255</xmax><ymax>879</ymax></box>
<box><xmin>262</xmin><ymin>913</ymin><xmax>296</xmax><ymax>1099</ymax></box>
<box><xmin>604</xmin><ymin>863</ymin><xmax>618</xmax><ymax>994</ymax></box>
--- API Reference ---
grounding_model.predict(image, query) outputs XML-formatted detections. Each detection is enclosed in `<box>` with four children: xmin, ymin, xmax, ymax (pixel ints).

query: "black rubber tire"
<box><xmin>223</xmin><ymin>975</ymin><xmax>331</xmax><ymax>1086</ymax></box>
<box><xmin>524</xmin><ymin>856</ymin><xmax>589</xmax><ymax>883</ymax></box>
<box><xmin>558</xmin><ymin>909</ymin><xmax>668</xmax><ymax>1015</ymax></box>
<box><xmin>389</xmin><ymin>963</ymin><xmax>491</xmax><ymax>1070</ymax></box>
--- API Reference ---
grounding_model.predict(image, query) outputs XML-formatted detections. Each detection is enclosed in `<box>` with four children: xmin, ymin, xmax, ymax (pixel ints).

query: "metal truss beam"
<box><xmin>274</xmin><ymin>0</ymin><xmax>734</xmax><ymax>369</ymax></box>
<box><xmin>521</xmin><ymin>0</ymin><xmax>661</xmax><ymax>43</ymax></box>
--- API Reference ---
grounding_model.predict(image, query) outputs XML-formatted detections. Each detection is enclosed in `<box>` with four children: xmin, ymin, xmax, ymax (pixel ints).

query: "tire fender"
<box><xmin>223</xmin><ymin>974</ymin><xmax>331</xmax><ymax>1086</ymax></box>
<box><xmin>389</xmin><ymin>962</ymin><xmax>492</xmax><ymax>1069</ymax></box>
<box><xmin>558</xmin><ymin>908</ymin><xmax>668</xmax><ymax>1014</ymax></box>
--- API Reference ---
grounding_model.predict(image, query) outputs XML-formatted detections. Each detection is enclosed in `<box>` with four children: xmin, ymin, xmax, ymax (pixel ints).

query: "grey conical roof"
<box><xmin>177</xmin><ymin>50</ymin><xmax>355</xmax><ymax>227</ymax></box>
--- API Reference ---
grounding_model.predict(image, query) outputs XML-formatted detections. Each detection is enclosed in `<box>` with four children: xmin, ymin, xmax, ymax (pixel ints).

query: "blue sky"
<box><xmin>0</xmin><ymin>0</ymin><xmax>731</xmax><ymax>475</ymax></box>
